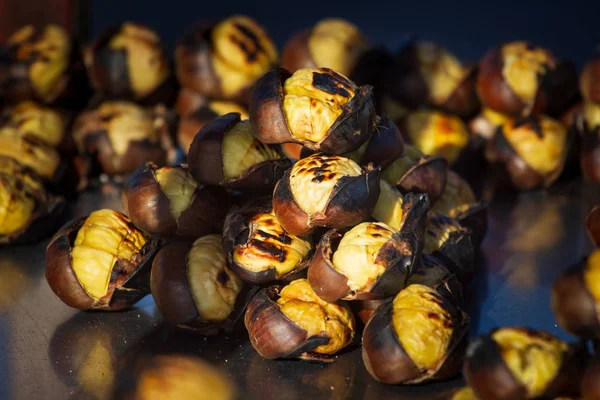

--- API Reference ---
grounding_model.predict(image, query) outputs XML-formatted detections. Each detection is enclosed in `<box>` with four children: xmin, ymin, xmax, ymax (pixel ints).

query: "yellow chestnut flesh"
<box><xmin>187</xmin><ymin>235</ymin><xmax>242</xmax><ymax>322</ymax></box>
<box><xmin>289</xmin><ymin>154</ymin><xmax>362</xmax><ymax>215</ymax></box>
<box><xmin>483</xmin><ymin>107</ymin><xmax>511</xmax><ymax>127</ymax></box>
<box><xmin>154</xmin><ymin>167</ymin><xmax>198</xmax><ymax>222</ymax></box>
<box><xmin>308</xmin><ymin>19</ymin><xmax>369</xmax><ymax>77</ymax></box>
<box><xmin>208</xmin><ymin>101</ymin><xmax>249</xmax><ymax>119</ymax></box>
<box><xmin>332</xmin><ymin>222</ymin><xmax>395</xmax><ymax>292</ymax></box>
<box><xmin>381</xmin><ymin>145</ymin><xmax>424</xmax><ymax>185</ymax></box>
<box><xmin>491</xmin><ymin>328</ymin><xmax>567</xmax><ymax>398</ymax></box>
<box><xmin>277</xmin><ymin>279</ymin><xmax>354</xmax><ymax>354</ymax></box>
<box><xmin>0</xmin><ymin>174</ymin><xmax>36</xmax><ymax>235</ymax></box>
<box><xmin>450</xmin><ymin>387</ymin><xmax>478</xmax><ymax>400</ymax></box>
<box><xmin>392</xmin><ymin>284</ymin><xmax>454</xmax><ymax>370</ymax></box>
<box><xmin>416</xmin><ymin>41</ymin><xmax>467</xmax><ymax>104</ymax></box>
<box><xmin>233</xmin><ymin>213</ymin><xmax>311</xmax><ymax>276</ymax></box>
<box><xmin>424</xmin><ymin>216</ymin><xmax>462</xmax><ymax>254</ymax></box>
<box><xmin>584</xmin><ymin>102</ymin><xmax>600</xmax><ymax>129</ymax></box>
<box><xmin>372</xmin><ymin>180</ymin><xmax>404</xmax><ymax>230</ymax></box>
<box><xmin>0</xmin><ymin>102</ymin><xmax>65</xmax><ymax>146</ymax></box>
<box><xmin>222</xmin><ymin>120</ymin><xmax>281</xmax><ymax>181</ymax></box>
<box><xmin>0</xmin><ymin>135</ymin><xmax>60</xmax><ymax>179</ymax></box>
<box><xmin>283</xmin><ymin>68</ymin><xmax>355</xmax><ymax>142</ymax></box>
<box><xmin>431</xmin><ymin>173</ymin><xmax>476</xmax><ymax>217</ymax></box>
<box><xmin>71</xmin><ymin>210</ymin><xmax>147</xmax><ymax>300</ymax></box>
<box><xmin>211</xmin><ymin>15</ymin><xmax>278</xmax><ymax>98</ymax></box>
<box><xmin>501</xmin><ymin>42</ymin><xmax>554</xmax><ymax>104</ymax></box>
<box><xmin>584</xmin><ymin>250</ymin><xmax>600</xmax><ymax>304</ymax></box>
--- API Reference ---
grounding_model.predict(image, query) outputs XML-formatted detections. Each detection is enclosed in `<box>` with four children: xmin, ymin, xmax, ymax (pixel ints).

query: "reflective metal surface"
<box><xmin>0</xmin><ymin>181</ymin><xmax>597</xmax><ymax>399</ymax></box>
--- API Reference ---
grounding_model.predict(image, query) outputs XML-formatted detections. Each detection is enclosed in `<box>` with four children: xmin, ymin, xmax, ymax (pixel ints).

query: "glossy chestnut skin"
<box><xmin>249</xmin><ymin>68</ymin><xmax>376</xmax><ymax>154</ymax></box>
<box><xmin>122</xmin><ymin>162</ymin><xmax>231</xmax><ymax>238</ymax></box>
<box><xmin>355</xmin><ymin>115</ymin><xmax>405</xmax><ymax>168</ymax></box>
<box><xmin>45</xmin><ymin>215</ymin><xmax>159</xmax><ymax>311</ymax></box>
<box><xmin>587</xmin><ymin>206</ymin><xmax>600</xmax><ymax>247</ymax></box>
<box><xmin>307</xmin><ymin>192</ymin><xmax>429</xmax><ymax>302</ymax></box>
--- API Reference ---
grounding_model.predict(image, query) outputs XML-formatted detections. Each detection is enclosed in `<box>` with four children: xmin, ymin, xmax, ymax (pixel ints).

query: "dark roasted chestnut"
<box><xmin>469</xmin><ymin>107</ymin><xmax>513</xmax><ymax>140</ymax></box>
<box><xmin>362</xmin><ymin>284</ymin><xmax>469</xmax><ymax>384</ymax></box>
<box><xmin>586</xmin><ymin>205</ymin><xmax>600</xmax><ymax>247</ymax></box>
<box><xmin>223</xmin><ymin>197</ymin><xmax>313</xmax><ymax>284</ymax></box>
<box><xmin>175</xmin><ymin>15</ymin><xmax>277</xmax><ymax>104</ymax></box>
<box><xmin>582</xmin><ymin>355</ymin><xmax>600</xmax><ymax>400</ymax></box>
<box><xmin>0</xmin><ymin>101</ymin><xmax>67</xmax><ymax>147</ymax></box>
<box><xmin>122</xmin><ymin>163</ymin><xmax>231</xmax><ymax>238</ymax></box>
<box><xmin>578</xmin><ymin>102</ymin><xmax>600</xmax><ymax>182</ymax></box>
<box><xmin>281</xmin><ymin>18</ymin><xmax>370</xmax><ymax>78</ymax></box>
<box><xmin>244</xmin><ymin>278</ymin><xmax>355</xmax><ymax>360</ymax></box>
<box><xmin>344</xmin><ymin>115</ymin><xmax>404</xmax><ymax>169</ymax></box>
<box><xmin>464</xmin><ymin>327</ymin><xmax>587</xmax><ymax>400</ymax></box>
<box><xmin>249</xmin><ymin>67</ymin><xmax>376</xmax><ymax>154</ymax></box>
<box><xmin>151</xmin><ymin>234</ymin><xmax>251</xmax><ymax>334</ymax></box>
<box><xmin>187</xmin><ymin>113</ymin><xmax>290</xmax><ymax>192</ymax></box>
<box><xmin>46</xmin><ymin>209</ymin><xmax>158</xmax><ymax>310</ymax></box>
<box><xmin>85</xmin><ymin>22</ymin><xmax>173</xmax><ymax>105</ymax></box>
<box><xmin>272</xmin><ymin>153</ymin><xmax>380</xmax><ymax>236</ymax></box>
<box><xmin>73</xmin><ymin>101</ymin><xmax>175</xmax><ymax>177</ymax></box>
<box><xmin>485</xmin><ymin>115</ymin><xmax>569</xmax><ymax>190</ymax></box>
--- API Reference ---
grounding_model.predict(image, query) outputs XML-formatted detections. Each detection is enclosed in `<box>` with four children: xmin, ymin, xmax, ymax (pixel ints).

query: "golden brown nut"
<box><xmin>175</xmin><ymin>15</ymin><xmax>277</xmax><ymax>104</ymax></box>
<box><xmin>407</xmin><ymin>254</ymin><xmax>464</xmax><ymax>306</ymax></box>
<box><xmin>244</xmin><ymin>279</ymin><xmax>355</xmax><ymax>360</ymax></box>
<box><xmin>372</xmin><ymin>180</ymin><xmax>406</xmax><ymax>230</ymax></box>
<box><xmin>464</xmin><ymin>327</ymin><xmax>587</xmax><ymax>400</ymax></box>
<box><xmin>0</xmin><ymin>101</ymin><xmax>66</xmax><ymax>147</ymax></box>
<box><xmin>281</xmin><ymin>18</ymin><xmax>370</xmax><ymax>77</ymax></box>
<box><xmin>362</xmin><ymin>284</ymin><xmax>469</xmax><ymax>384</ymax></box>
<box><xmin>73</xmin><ymin>101</ymin><xmax>174</xmax><ymax>177</ymax></box>
<box><xmin>122</xmin><ymin>163</ymin><xmax>231</xmax><ymax>238</ymax></box>
<box><xmin>45</xmin><ymin>209</ymin><xmax>158</xmax><ymax>310</ymax></box>
<box><xmin>0</xmin><ymin>132</ymin><xmax>60</xmax><ymax>180</ymax></box>
<box><xmin>250</xmin><ymin>67</ymin><xmax>376</xmax><ymax>154</ymax></box>
<box><xmin>272</xmin><ymin>153</ymin><xmax>380</xmax><ymax>235</ymax></box>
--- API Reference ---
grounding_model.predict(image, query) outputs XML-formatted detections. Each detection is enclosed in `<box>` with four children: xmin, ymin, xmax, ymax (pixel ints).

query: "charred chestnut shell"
<box><xmin>307</xmin><ymin>192</ymin><xmax>429</xmax><ymax>302</ymax></box>
<box><xmin>249</xmin><ymin>67</ymin><xmax>376</xmax><ymax>154</ymax></box>
<box><xmin>587</xmin><ymin>206</ymin><xmax>600</xmax><ymax>247</ymax></box>
<box><xmin>464</xmin><ymin>327</ymin><xmax>587</xmax><ymax>400</ymax></box>
<box><xmin>45</xmin><ymin>210</ymin><xmax>159</xmax><ymax>311</ymax></box>
<box><xmin>122</xmin><ymin>162</ymin><xmax>231</xmax><ymax>238</ymax></box>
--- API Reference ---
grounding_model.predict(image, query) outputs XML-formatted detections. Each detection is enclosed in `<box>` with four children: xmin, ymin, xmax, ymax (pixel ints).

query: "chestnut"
<box><xmin>272</xmin><ymin>153</ymin><xmax>380</xmax><ymax>236</ymax></box>
<box><xmin>122</xmin><ymin>163</ymin><xmax>231</xmax><ymax>238</ymax></box>
<box><xmin>580</xmin><ymin>54</ymin><xmax>600</xmax><ymax>104</ymax></box>
<box><xmin>469</xmin><ymin>107</ymin><xmax>513</xmax><ymax>140</ymax></box>
<box><xmin>386</xmin><ymin>40</ymin><xmax>479</xmax><ymax>117</ymax></box>
<box><xmin>344</xmin><ymin>115</ymin><xmax>405</xmax><ymax>169</ymax></box>
<box><xmin>244</xmin><ymin>278</ymin><xmax>355</xmax><ymax>360</ymax></box>
<box><xmin>308</xmin><ymin>192</ymin><xmax>429</xmax><ymax>302</ymax></box>
<box><xmin>464</xmin><ymin>327</ymin><xmax>587</xmax><ymax>400</ymax></box>
<box><xmin>381</xmin><ymin>145</ymin><xmax>448</xmax><ymax>202</ymax></box>
<box><xmin>223</xmin><ymin>197</ymin><xmax>313</xmax><ymax>284</ymax></box>
<box><xmin>187</xmin><ymin>113</ymin><xmax>290</xmax><ymax>192</ymax></box>
<box><xmin>406</xmin><ymin>254</ymin><xmax>464</xmax><ymax>306</ymax></box>
<box><xmin>0</xmin><ymin>101</ymin><xmax>67</xmax><ymax>147</ymax></box>
<box><xmin>578</xmin><ymin>102</ymin><xmax>600</xmax><ymax>183</ymax></box>
<box><xmin>281</xmin><ymin>18</ymin><xmax>370</xmax><ymax>78</ymax></box>
<box><xmin>485</xmin><ymin>115</ymin><xmax>570</xmax><ymax>190</ymax></box>
<box><xmin>0</xmin><ymin>132</ymin><xmax>61</xmax><ymax>181</ymax></box>
<box><xmin>582</xmin><ymin>355</ymin><xmax>600</xmax><ymax>400</ymax></box>
<box><xmin>45</xmin><ymin>209</ymin><xmax>159</xmax><ymax>310</ymax></box>
<box><xmin>372</xmin><ymin>180</ymin><xmax>408</xmax><ymax>230</ymax></box>
<box><xmin>175</xmin><ymin>15</ymin><xmax>277</xmax><ymax>104</ymax></box>
<box><xmin>587</xmin><ymin>205</ymin><xmax>600</xmax><ymax>247</ymax></box>
<box><xmin>72</xmin><ymin>101</ymin><xmax>175</xmax><ymax>177</ymax></box>
<box><xmin>249</xmin><ymin>67</ymin><xmax>376</xmax><ymax>154</ymax></box>
<box><xmin>362</xmin><ymin>284</ymin><xmax>469</xmax><ymax>384</ymax></box>
<box><xmin>113</xmin><ymin>354</ymin><xmax>236</xmax><ymax>400</ymax></box>
<box><xmin>85</xmin><ymin>22</ymin><xmax>173</xmax><ymax>105</ymax></box>
<box><xmin>151</xmin><ymin>234</ymin><xmax>253</xmax><ymax>335</ymax></box>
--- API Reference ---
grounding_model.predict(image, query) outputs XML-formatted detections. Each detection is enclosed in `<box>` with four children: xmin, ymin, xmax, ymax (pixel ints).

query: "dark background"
<box><xmin>89</xmin><ymin>0</ymin><xmax>599</xmax><ymax>68</ymax></box>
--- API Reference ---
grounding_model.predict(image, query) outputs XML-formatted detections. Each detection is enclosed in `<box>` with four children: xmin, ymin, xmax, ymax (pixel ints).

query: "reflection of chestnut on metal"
<box><xmin>362</xmin><ymin>284</ymin><xmax>469</xmax><ymax>384</ymax></box>
<box><xmin>0</xmin><ymin>101</ymin><xmax>67</xmax><ymax>147</ymax></box>
<box><xmin>578</xmin><ymin>102</ymin><xmax>600</xmax><ymax>183</ymax></box>
<box><xmin>175</xmin><ymin>15</ymin><xmax>278</xmax><ymax>104</ymax></box>
<box><xmin>272</xmin><ymin>153</ymin><xmax>380</xmax><ymax>236</ymax></box>
<box><xmin>281</xmin><ymin>18</ymin><xmax>370</xmax><ymax>78</ymax></box>
<box><xmin>250</xmin><ymin>67</ymin><xmax>376</xmax><ymax>154</ymax></box>
<box><xmin>485</xmin><ymin>115</ymin><xmax>569</xmax><ymax>190</ymax></box>
<box><xmin>223</xmin><ymin>197</ymin><xmax>313</xmax><ymax>284</ymax></box>
<box><xmin>122</xmin><ymin>163</ymin><xmax>231</xmax><ymax>238</ymax></box>
<box><xmin>464</xmin><ymin>327</ymin><xmax>587</xmax><ymax>400</ymax></box>
<box><xmin>308</xmin><ymin>192</ymin><xmax>429</xmax><ymax>302</ymax></box>
<box><xmin>187</xmin><ymin>113</ymin><xmax>290</xmax><ymax>192</ymax></box>
<box><xmin>586</xmin><ymin>205</ymin><xmax>600</xmax><ymax>247</ymax></box>
<box><xmin>46</xmin><ymin>209</ymin><xmax>159</xmax><ymax>310</ymax></box>
<box><xmin>244</xmin><ymin>279</ymin><xmax>355</xmax><ymax>360</ymax></box>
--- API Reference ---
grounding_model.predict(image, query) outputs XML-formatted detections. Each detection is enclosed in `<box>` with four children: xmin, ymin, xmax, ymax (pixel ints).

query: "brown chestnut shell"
<box><xmin>359</xmin><ymin>115</ymin><xmax>405</xmax><ymax>168</ymax></box>
<box><xmin>390</xmin><ymin>156</ymin><xmax>449</xmax><ymax>203</ymax></box>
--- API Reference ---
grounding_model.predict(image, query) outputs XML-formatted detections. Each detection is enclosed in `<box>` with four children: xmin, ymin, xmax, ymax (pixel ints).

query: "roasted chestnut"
<box><xmin>0</xmin><ymin>101</ymin><xmax>67</xmax><ymax>147</ymax></box>
<box><xmin>344</xmin><ymin>115</ymin><xmax>405</xmax><ymax>169</ymax></box>
<box><xmin>580</xmin><ymin>54</ymin><xmax>600</xmax><ymax>104</ymax></box>
<box><xmin>308</xmin><ymin>192</ymin><xmax>429</xmax><ymax>302</ymax></box>
<box><xmin>113</xmin><ymin>354</ymin><xmax>236</xmax><ymax>400</ymax></box>
<box><xmin>406</xmin><ymin>254</ymin><xmax>464</xmax><ymax>306</ymax></box>
<box><xmin>372</xmin><ymin>180</ymin><xmax>407</xmax><ymax>230</ymax></box>
<box><xmin>582</xmin><ymin>355</ymin><xmax>600</xmax><ymax>400</ymax></box>
<box><xmin>45</xmin><ymin>209</ymin><xmax>158</xmax><ymax>310</ymax></box>
<box><xmin>0</xmin><ymin>131</ymin><xmax>60</xmax><ymax>180</ymax></box>
<box><xmin>464</xmin><ymin>327</ymin><xmax>587</xmax><ymax>400</ymax></box>
<box><xmin>244</xmin><ymin>278</ymin><xmax>355</xmax><ymax>360</ymax></box>
<box><xmin>386</xmin><ymin>40</ymin><xmax>479</xmax><ymax>117</ymax></box>
<box><xmin>281</xmin><ymin>18</ymin><xmax>370</xmax><ymax>77</ymax></box>
<box><xmin>578</xmin><ymin>102</ymin><xmax>600</xmax><ymax>182</ymax></box>
<box><xmin>73</xmin><ymin>101</ymin><xmax>174</xmax><ymax>177</ymax></box>
<box><xmin>85</xmin><ymin>22</ymin><xmax>173</xmax><ymax>105</ymax></box>
<box><xmin>122</xmin><ymin>163</ymin><xmax>231</xmax><ymax>238</ymax></box>
<box><xmin>469</xmin><ymin>107</ymin><xmax>512</xmax><ymax>140</ymax></box>
<box><xmin>151</xmin><ymin>234</ymin><xmax>250</xmax><ymax>334</ymax></box>
<box><xmin>187</xmin><ymin>112</ymin><xmax>289</xmax><ymax>192</ymax></box>
<box><xmin>362</xmin><ymin>284</ymin><xmax>469</xmax><ymax>384</ymax></box>
<box><xmin>485</xmin><ymin>115</ymin><xmax>569</xmax><ymax>190</ymax></box>
<box><xmin>477</xmin><ymin>41</ymin><xmax>578</xmax><ymax>117</ymax></box>
<box><xmin>250</xmin><ymin>67</ymin><xmax>376</xmax><ymax>154</ymax></box>
<box><xmin>272</xmin><ymin>153</ymin><xmax>380</xmax><ymax>235</ymax></box>
<box><xmin>223</xmin><ymin>197</ymin><xmax>313</xmax><ymax>284</ymax></box>
<box><xmin>587</xmin><ymin>205</ymin><xmax>600</xmax><ymax>247</ymax></box>
<box><xmin>175</xmin><ymin>15</ymin><xmax>277</xmax><ymax>104</ymax></box>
